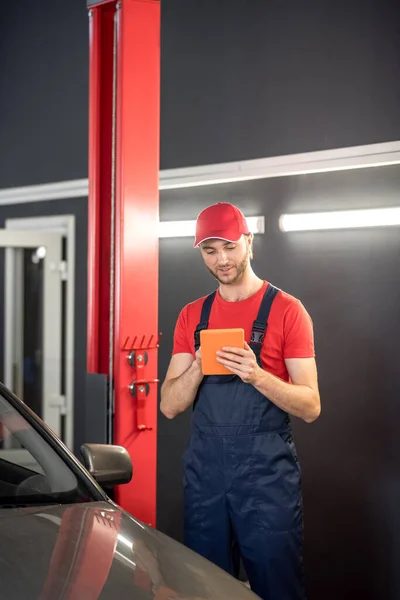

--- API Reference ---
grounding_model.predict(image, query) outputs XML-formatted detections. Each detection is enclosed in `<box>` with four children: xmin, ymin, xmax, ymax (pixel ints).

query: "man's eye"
<box><xmin>226</xmin><ymin>246</ymin><xmax>235</xmax><ymax>251</ymax></box>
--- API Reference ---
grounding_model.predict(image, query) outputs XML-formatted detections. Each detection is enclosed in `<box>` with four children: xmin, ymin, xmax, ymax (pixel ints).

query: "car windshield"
<box><xmin>0</xmin><ymin>391</ymin><xmax>96</xmax><ymax>507</ymax></box>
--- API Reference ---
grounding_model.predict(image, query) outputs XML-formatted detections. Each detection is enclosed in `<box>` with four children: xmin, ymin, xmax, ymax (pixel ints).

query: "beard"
<box><xmin>207</xmin><ymin>246</ymin><xmax>250</xmax><ymax>285</ymax></box>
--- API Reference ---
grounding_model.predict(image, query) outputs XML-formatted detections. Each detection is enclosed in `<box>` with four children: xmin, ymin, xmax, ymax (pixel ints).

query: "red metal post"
<box><xmin>113</xmin><ymin>0</ymin><xmax>160</xmax><ymax>525</ymax></box>
<box><xmin>87</xmin><ymin>0</ymin><xmax>160</xmax><ymax>527</ymax></box>
<box><xmin>87</xmin><ymin>2</ymin><xmax>115</xmax><ymax>375</ymax></box>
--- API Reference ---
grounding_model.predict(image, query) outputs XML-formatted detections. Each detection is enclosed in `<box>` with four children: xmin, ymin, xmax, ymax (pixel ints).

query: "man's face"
<box><xmin>199</xmin><ymin>235</ymin><xmax>252</xmax><ymax>285</ymax></box>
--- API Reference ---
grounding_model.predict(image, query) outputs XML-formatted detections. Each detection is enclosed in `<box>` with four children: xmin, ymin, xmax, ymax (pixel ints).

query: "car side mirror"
<box><xmin>80</xmin><ymin>443</ymin><xmax>133</xmax><ymax>487</ymax></box>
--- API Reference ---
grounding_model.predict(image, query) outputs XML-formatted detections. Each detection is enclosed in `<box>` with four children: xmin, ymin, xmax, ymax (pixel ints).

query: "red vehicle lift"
<box><xmin>86</xmin><ymin>0</ymin><xmax>160</xmax><ymax>527</ymax></box>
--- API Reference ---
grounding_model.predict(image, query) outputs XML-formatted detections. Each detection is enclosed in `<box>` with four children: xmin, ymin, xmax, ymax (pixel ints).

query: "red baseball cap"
<box><xmin>194</xmin><ymin>202</ymin><xmax>250</xmax><ymax>247</ymax></box>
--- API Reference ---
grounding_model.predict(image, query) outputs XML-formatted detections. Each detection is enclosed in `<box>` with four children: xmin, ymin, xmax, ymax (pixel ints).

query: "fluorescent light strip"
<box><xmin>279</xmin><ymin>207</ymin><xmax>400</xmax><ymax>232</ymax></box>
<box><xmin>158</xmin><ymin>216</ymin><xmax>265</xmax><ymax>238</ymax></box>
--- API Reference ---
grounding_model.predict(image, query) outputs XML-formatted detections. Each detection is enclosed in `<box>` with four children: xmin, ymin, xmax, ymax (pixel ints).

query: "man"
<box><xmin>160</xmin><ymin>202</ymin><xmax>320</xmax><ymax>600</ymax></box>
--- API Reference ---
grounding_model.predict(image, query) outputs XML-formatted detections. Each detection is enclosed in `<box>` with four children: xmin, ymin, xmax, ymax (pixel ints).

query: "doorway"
<box><xmin>1</xmin><ymin>216</ymin><xmax>75</xmax><ymax>449</ymax></box>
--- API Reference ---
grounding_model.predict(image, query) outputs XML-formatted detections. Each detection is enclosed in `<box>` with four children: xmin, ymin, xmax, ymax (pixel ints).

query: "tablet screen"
<box><xmin>200</xmin><ymin>328</ymin><xmax>245</xmax><ymax>375</ymax></box>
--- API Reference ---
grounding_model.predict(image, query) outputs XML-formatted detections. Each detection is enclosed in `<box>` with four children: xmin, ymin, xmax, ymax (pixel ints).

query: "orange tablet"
<box><xmin>200</xmin><ymin>328</ymin><xmax>245</xmax><ymax>375</ymax></box>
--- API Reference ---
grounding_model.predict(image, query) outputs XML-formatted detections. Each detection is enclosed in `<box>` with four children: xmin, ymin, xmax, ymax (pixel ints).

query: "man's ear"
<box><xmin>246</xmin><ymin>233</ymin><xmax>254</xmax><ymax>259</ymax></box>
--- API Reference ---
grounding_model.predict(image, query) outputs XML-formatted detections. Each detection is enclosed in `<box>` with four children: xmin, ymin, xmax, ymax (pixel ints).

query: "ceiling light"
<box><xmin>279</xmin><ymin>207</ymin><xmax>400</xmax><ymax>232</ymax></box>
<box><xmin>158</xmin><ymin>216</ymin><xmax>265</xmax><ymax>238</ymax></box>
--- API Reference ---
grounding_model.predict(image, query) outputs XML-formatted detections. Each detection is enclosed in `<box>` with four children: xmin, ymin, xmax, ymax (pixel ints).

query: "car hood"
<box><xmin>0</xmin><ymin>501</ymin><xmax>258</xmax><ymax>599</ymax></box>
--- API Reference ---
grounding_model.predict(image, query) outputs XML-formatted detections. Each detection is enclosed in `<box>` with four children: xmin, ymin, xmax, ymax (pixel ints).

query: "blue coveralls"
<box><xmin>183</xmin><ymin>284</ymin><xmax>307</xmax><ymax>600</ymax></box>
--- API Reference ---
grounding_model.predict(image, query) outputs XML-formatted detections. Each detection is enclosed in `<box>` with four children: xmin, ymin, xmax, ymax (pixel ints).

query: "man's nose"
<box><xmin>217</xmin><ymin>251</ymin><xmax>229</xmax><ymax>264</ymax></box>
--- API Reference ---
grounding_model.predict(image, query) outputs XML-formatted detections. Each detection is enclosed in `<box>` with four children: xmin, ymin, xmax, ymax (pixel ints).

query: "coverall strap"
<box><xmin>250</xmin><ymin>284</ymin><xmax>279</xmax><ymax>356</ymax></box>
<box><xmin>194</xmin><ymin>291</ymin><xmax>217</xmax><ymax>350</ymax></box>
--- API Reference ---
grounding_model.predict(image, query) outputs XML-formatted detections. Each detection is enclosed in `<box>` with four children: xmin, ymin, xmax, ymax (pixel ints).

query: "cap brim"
<box><xmin>194</xmin><ymin>235</ymin><xmax>241</xmax><ymax>248</ymax></box>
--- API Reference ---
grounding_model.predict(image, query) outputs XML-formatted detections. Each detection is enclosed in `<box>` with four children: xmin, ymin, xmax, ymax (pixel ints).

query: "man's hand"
<box><xmin>216</xmin><ymin>342</ymin><xmax>262</xmax><ymax>384</ymax></box>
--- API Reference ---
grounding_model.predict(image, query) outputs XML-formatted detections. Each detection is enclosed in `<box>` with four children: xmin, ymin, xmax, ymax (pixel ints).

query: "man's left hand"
<box><xmin>216</xmin><ymin>342</ymin><xmax>262</xmax><ymax>384</ymax></box>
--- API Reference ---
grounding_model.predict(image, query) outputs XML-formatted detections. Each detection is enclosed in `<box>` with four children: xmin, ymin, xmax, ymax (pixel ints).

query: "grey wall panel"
<box><xmin>157</xmin><ymin>163</ymin><xmax>400</xmax><ymax>600</ymax></box>
<box><xmin>0</xmin><ymin>0</ymin><xmax>89</xmax><ymax>188</ymax></box>
<box><xmin>1</xmin><ymin>0</ymin><xmax>400</xmax><ymax>188</ymax></box>
<box><xmin>160</xmin><ymin>0</ymin><xmax>400</xmax><ymax>168</ymax></box>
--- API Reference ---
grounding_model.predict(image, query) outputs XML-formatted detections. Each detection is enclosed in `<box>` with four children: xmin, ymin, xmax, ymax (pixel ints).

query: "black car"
<box><xmin>0</xmin><ymin>381</ymin><xmax>258</xmax><ymax>599</ymax></box>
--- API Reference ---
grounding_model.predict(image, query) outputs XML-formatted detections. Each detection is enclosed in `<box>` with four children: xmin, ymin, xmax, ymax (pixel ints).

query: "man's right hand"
<box><xmin>160</xmin><ymin>351</ymin><xmax>204</xmax><ymax>419</ymax></box>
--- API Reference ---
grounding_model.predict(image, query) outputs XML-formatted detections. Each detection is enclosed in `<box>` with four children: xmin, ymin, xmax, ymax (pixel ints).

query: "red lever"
<box><xmin>127</xmin><ymin>349</ymin><xmax>159</xmax><ymax>430</ymax></box>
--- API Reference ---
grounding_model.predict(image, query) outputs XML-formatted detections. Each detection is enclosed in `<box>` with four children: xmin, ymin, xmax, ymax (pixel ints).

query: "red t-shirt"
<box><xmin>172</xmin><ymin>281</ymin><xmax>315</xmax><ymax>383</ymax></box>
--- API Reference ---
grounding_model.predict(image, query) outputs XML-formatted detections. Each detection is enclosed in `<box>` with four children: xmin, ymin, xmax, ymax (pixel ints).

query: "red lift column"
<box><xmin>87</xmin><ymin>0</ymin><xmax>160</xmax><ymax>527</ymax></box>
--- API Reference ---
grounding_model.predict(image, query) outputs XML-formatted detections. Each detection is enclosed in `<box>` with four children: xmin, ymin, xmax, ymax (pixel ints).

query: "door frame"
<box><xmin>5</xmin><ymin>215</ymin><xmax>76</xmax><ymax>449</ymax></box>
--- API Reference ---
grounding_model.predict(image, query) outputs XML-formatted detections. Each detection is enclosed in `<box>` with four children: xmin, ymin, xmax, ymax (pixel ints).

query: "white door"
<box><xmin>0</xmin><ymin>230</ymin><xmax>63</xmax><ymax>437</ymax></box>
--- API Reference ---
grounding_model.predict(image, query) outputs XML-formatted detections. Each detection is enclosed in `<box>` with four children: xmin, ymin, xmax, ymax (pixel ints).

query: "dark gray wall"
<box><xmin>0</xmin><ymin>198</ymin><xmax>88</xmax><ymax>456</ymax></box>
<box><xmin>1</xmin><ymin>0</ymin><xmax>400</xmax><ymax>189</ymax></box>
<box><xmin>0</xmin><ymin>0</ymin><xmax>89</xmax><ymax>188</ymax></box>
<box><xmin>161</xmin><ymin>0</ymin><xmax>400</xmax><ymax>168</ymax></box>
<box><xmin>157</xmin><ymin>163</ymin><xmax>400</xmax><ymax>600</ymax></box>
